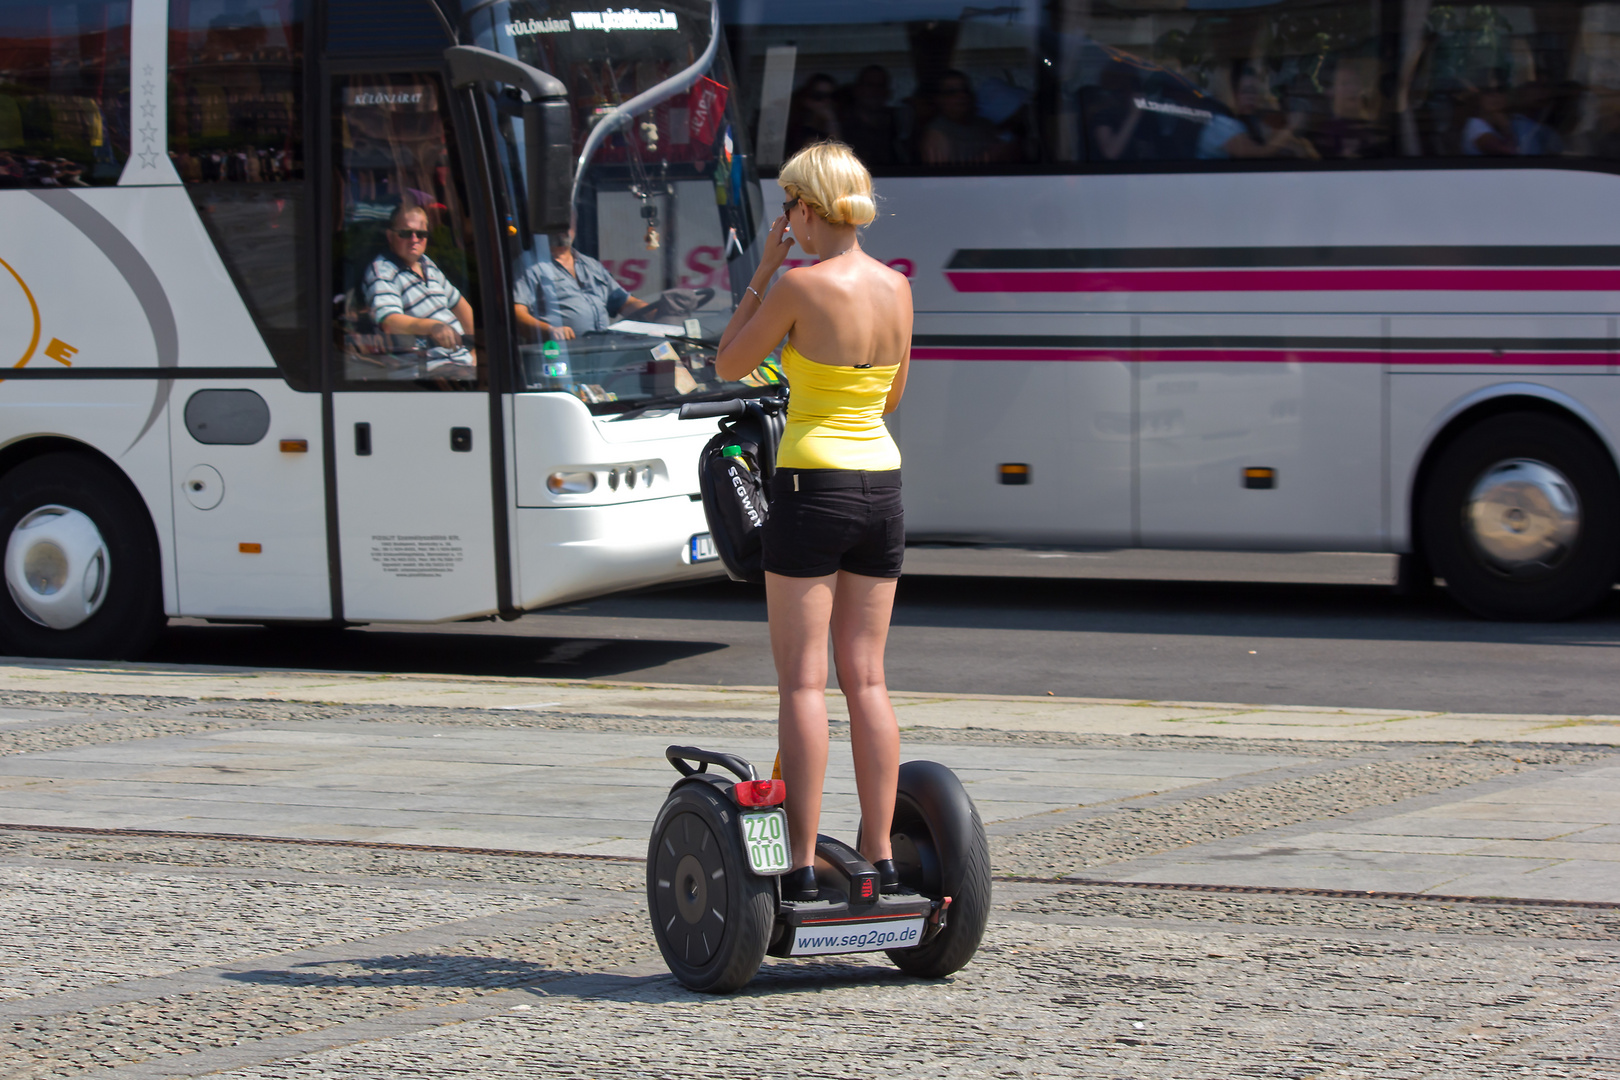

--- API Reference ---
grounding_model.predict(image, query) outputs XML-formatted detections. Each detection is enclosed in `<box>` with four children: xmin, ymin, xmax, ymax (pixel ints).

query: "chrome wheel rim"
<box><xmin>4</xmin><ymin>505</ymin><xmax>110</xmax><ymax>630</ymax></box>
<box><xmin>1465</xmin><ymin>458</ymin><xmax>1580</xmax><ymax>576</ymax></box>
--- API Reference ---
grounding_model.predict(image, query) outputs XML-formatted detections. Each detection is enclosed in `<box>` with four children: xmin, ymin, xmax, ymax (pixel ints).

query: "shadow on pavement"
<box><xmin>224</xmin><ymin>953</ymin><xmax>571</xmax><ymax>990</ymax></box>
<box><xmin>152</xmin><ymin>625</ymin><xmax>728</xmax><ymax>679</ymax></box>
<box><xmin>565</xmin><ymin>575</ymin><xmax>1620</xmax><ymax>648</ymax></box>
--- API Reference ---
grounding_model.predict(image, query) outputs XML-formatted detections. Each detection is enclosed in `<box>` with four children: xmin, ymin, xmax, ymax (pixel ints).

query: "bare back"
<box><xmin>781</xmin><ymin>253</ymin><xmax>912</xmax><ymax>370</ymax></box>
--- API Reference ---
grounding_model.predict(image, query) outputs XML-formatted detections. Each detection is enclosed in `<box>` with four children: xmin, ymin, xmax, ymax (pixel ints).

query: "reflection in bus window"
<box><xmin>728</xmin><ymin>0</ymin><xmax>1620</xmax><ymax>170</ymax></box>
<box><xmin>168</xmin><ymin>0</ymin><xmax>303</xmax><ymax>183</ymax></box>
<box><xmin>727</xmin><ymin>1</ymin><xmax>1041</xmax><ymax>170</ymax></box>
<box><xmin>477</xmin><ymin>0</ymin><xmax>773</xmax><ymax>414</ymax></box>
<box><xmin>1401</xmin><ymin>2</ymin><xmax>1588</xmax><ymax>158</ymax></box>
<box><xmin>332</xmin><ymin>74</ymin><xmax>481</xmax><ymax>388</ymax></box>
<box><xmin>0</xmin><ymin>1</ymin><xmax>130</xmax><ymax>187</ymax></box>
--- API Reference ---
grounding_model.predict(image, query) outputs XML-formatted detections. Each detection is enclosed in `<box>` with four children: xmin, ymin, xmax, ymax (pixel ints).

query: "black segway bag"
<box><xmin>680</xmin><ymin>397</ymin><xmax>786</xmax><ymax>584</ymax></box>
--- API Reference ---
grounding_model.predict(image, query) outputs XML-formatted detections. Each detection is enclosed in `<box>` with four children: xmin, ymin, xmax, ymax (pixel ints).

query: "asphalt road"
<box><xmin>151</xmin><ymin>548</ymin><xmax>1620</xmax><ymax>717</ymax></box>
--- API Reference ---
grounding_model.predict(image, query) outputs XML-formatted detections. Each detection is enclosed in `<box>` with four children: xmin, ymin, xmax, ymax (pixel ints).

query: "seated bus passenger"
<box><xmin>1197</xmin><ymin>67</ymin><xmax>1318</xmax><ymax>160</ymax></box>
<box><xmin>513</xmin><ymin>226</ymin><xmax>650</xmax><ymax>341</ymax></box>
<box><xmin>920</xmin><ymin>71</ymin><xmax>1012</xmax><ymax>165</ymax></box>
<box><xmin>1463</xmin><ymin>89</ymin><xmax>1519</xmax><ymax>155</ymax></box>
<box><xmin>1085</xmin><ymin>67</ymin><xmax>1149</xmax><ymax>161</ymax></box>
<box><xmin>842</xmin><ymin>65</ymin><xmax>905</xmax><ymax>166</ymax></box>
<box><xmin>363</xmin><ymin>203</ymin><xmax>475</xmax><ymax>372</ymax></box>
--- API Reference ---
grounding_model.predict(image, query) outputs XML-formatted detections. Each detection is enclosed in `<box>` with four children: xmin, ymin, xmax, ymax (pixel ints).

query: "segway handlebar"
<box><xmin>679</xmin><ymin>399</ymin><xmax>748</xmax><ymax>420</ymax></box>
<box><xmin>666</xmin><ymin>745</ymin><xmax>758</xmax><ymax>782</ymax></box>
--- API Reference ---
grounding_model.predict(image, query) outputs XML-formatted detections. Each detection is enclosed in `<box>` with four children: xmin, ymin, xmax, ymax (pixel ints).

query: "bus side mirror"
<box><xmin>523</xmin><ymin>98</ymin><xmax>573</xmax><ymax>236</ymax></box>
<box><xmin>444</xmin><ymin>45</ymin><xmax>573</xmax><ymax>235</ymax></box>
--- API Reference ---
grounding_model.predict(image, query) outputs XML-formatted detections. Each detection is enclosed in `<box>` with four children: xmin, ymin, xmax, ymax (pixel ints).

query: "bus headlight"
<box><xmin>547</xmin><ymin>471</ymin><xmax>597</xmax><ymax>494</ymax></box>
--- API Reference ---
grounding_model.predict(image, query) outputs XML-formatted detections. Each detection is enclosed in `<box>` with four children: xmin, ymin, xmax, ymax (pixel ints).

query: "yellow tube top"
<box><xmin>776</xmin><ymin>342</ymin><xmax>901</xmax><ymax>471</ymax></box>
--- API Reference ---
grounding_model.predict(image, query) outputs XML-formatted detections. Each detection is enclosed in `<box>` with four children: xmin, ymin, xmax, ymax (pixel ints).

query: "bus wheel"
<box><xmin>0</xmin><ymin>453</ymin><xmax>164</xmax><ymax>659</ymax></box>
<box><xmin>1420</xmin><ymin>413</ymin><xmax>1620</xmax><ymax>621</ymax></box>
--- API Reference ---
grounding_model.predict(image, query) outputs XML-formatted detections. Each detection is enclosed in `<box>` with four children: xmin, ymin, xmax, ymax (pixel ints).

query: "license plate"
<box><xmin>790</xmin><ymin>918</ymin><xmax>926</xmax><ymax>956</ymax></box>
<box><xmin>689</xmin><ymin>533</ymin><xmax>718</xmax><ymax>563</ymax></box>
<box><xmin>740</xmin><ymin>809</ymin><xmax>791</xmax><ymax>875</ymax></box>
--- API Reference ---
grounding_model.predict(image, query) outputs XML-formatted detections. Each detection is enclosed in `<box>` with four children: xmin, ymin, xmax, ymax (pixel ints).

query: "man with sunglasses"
<box><xmin>364</xmin><ymin>204</ymin><xmax>476</xmax><ymax>372</ymax></box>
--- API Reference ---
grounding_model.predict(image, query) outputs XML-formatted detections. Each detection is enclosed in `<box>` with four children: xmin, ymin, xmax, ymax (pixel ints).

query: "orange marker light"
<box><xmin>280</xmin><ymin>439</ymin><xmax>309</xmax><ymax>453</ymax></box>
<box><xmin>999</xmin><ymin>463</ymin><xmax>1031</xmax><ymax>486</ymax></box>
<box><xmin>239</xmin><ymin>542</ymin><xmax>262</xmax><ymax>554</ymax></box>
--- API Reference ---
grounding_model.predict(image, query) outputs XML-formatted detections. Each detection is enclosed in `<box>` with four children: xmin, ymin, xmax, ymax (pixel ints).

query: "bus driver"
<box><xmin>513</xmin><ymin>226</ymin><xmax>653</xmax><ymax>341</ymax></box>
<box><xmin>363</xmin><ymin>204</ymin><xmax>476</xmax><ymax>373</ymax></box>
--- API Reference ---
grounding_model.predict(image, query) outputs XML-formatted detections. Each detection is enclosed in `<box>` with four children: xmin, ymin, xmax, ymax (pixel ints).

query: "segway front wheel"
<box><xmin>864</xmin><ymin>760</ymin><xmax>992</xmax><ymax>978</ymax></box>
<box><xmin>647</xmin><ymin>781</ymin><xmax>776</xmax><ymax>993</ymax></box>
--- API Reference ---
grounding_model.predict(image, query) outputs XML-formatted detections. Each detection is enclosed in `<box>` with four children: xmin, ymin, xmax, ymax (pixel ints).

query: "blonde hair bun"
<box><xmin>779</xmin><ymin>141</ymin><xmax>876</xmax><ymax>226</ymax></box>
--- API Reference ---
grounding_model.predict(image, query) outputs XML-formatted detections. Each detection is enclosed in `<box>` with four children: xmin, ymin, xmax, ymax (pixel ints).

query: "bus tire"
<box><xmin>868</xmin><ymin>760</ymin><xmax>992</xmax><ymax>979</ymax></box>
<box><xmin>0</xmin><ymin>452</ymin><xmax>164</xmax><ymax>659</ymax></box>
<box><xmin>647</xmin><ymin>780</ymin><xmax>775</xmax><ymax>993</ymax></box>
<box><xmin>1420</xmin><ymin>413</ymin><xmax>1620</xmax><ymax>621</ymax></box>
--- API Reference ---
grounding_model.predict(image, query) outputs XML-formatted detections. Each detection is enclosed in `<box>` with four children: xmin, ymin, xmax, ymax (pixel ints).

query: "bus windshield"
<box><xmin>468</xmin><ymin>0</ymin><xmax>774</xmax><ymax>415</ymax></box>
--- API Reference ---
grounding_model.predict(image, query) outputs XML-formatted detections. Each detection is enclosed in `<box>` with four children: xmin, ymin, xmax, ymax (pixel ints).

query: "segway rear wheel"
<box><xmin>864</xmin><ymin>760</ymin><xmax>992</xmax><ymax>978</ymax></box>
<box><xmin>647</xmin><ymin>781</ymin><xmax>776</xmax><ymax>993</ymax></box>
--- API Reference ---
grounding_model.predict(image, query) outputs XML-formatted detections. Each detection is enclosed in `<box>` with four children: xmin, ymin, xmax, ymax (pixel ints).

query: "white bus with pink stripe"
<box><xmin>728</xmin><ymin>1</ymin><xmax>1620</xmax><ymax>618</ymax></box>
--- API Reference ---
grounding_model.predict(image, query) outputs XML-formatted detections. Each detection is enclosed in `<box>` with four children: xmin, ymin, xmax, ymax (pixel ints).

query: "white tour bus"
<box><xmin>727</xmin><ymin>0</ymin><xmax>1620</xmax><ymax>620</ymax></box>
<box><xmin>0</xmin><ymin>0</ymin><xmax>777</xmax><ymax>658</ymax></box>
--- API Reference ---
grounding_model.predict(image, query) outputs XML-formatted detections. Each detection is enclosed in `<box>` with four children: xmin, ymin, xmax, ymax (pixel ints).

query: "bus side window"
<box><xmin>331</xmin><ymin>73</ymin><xmax>482</xmax><ymax>389</ymax></box>
<box><xmin>170</xmin><ymin>0</ymin><xmax>310</xmax><ymax>389</ymax></box>
<box><xmin>0</xmin><ymin>1</ymin><xmax>131</xmax><ymax>187</ymax></box>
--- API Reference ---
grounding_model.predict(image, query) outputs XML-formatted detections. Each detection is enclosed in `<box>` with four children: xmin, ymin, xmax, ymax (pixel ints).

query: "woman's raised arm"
<box><xmin>715</xmin><ymin>216</ymin><xmax>799</xmax><ymax>382</ymax></box>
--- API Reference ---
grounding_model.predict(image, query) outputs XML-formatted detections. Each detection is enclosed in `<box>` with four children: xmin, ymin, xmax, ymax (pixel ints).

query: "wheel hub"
<box><xmin>4</xmin><ymin>506</ymin><xmax>110</xmax><ymax>630</ymax></box>
<box><xmin>1465</xmin><ymin>459</ymin><xmax>1580</xmax><ymax>574</ymax></box>
<box><xmin>674</xmin><ymin>853</ymin><xmax>707</xmax><ymax>924</ymax></box>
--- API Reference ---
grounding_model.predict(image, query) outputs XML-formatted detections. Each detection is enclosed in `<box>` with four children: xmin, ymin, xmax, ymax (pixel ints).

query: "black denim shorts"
<box><xmin>761</xmin><ymin>468</ymin><xmax>904</xmax><ymax>579</ymax></box>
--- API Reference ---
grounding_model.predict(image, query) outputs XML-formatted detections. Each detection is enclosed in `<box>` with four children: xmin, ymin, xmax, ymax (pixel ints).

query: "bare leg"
<box><xmin>831</xmin><ymin>571</ymin><xmax>900</xmax><ymax>863</ymax></box>
<box><xmin>766</xmin><ymin>571</ymin><xmax>837</xmax><ymax>869</ymax></box>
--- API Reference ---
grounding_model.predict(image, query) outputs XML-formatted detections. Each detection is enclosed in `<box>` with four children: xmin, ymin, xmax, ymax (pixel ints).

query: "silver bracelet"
<box><xmin>745</xmin><ymin>285</ymin><xmax>764</xmax><ymax>303</ymax></box>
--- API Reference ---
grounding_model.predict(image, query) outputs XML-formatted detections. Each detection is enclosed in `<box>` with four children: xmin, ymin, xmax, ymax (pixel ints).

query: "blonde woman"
<box><xmin>715</xmin><ymin>142</ymin><xmax>912</xmax><ymax>903</ymax></box>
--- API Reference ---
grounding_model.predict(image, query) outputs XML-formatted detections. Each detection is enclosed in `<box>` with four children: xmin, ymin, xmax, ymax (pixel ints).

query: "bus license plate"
<box><xmin>689</xmin><ymin>533</ymin><xmax>718</xmax><ymax>563</ymax></box>
<box><xmin>740</xmin><ymin>810</ymin><xmax>791</xmax><ymax>875</ymax></box>
<box><xmin>790</xmin><ymin>918</ymin><xmax>926</xmax><ymax>956</ymax></box>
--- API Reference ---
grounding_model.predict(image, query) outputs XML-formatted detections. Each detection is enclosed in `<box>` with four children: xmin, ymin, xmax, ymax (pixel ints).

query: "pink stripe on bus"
<box><xmin>912</xmin><ymin>348</ymin><xmax>1612</xmax><ymax>366</ymax></box>
<box><xmin>944</xmin><ymin>269</ymin><xmax>1620</xmax><ymax>293</ymax></box>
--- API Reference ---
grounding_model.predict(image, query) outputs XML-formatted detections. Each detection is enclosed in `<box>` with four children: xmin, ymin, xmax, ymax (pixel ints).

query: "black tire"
<box><xmin>0</xmin><ymin>452</ymin><xmax>164</xmax><ymax>659</ymax></box>
<box><xmin>647</xmin><ymin>780</ymin><xmax>775</xmax><ymax>993</ymax></box>
<box><xmin>1420</xmin><ymin>413</ymin><xmax>1620</xmax><ymax>621</ymax></box>
<box><xmin>860</xmin><ymin>760</ymin><xmax>992</xmax><ymax>979</ymax></box>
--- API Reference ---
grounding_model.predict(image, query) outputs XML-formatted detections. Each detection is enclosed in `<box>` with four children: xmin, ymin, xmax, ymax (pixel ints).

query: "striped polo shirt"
<box><xmin>364</xmin><ymin>252</ymin><xmax>473</xmax><ymax>365</ymax></box>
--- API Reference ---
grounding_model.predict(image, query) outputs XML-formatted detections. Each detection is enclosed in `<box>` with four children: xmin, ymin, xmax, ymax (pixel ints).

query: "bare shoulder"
<box><xmin>868</xmin><ymin>258</ymin><xmax>912</xmax><ymax>303</ymax></box>
<box><xmin>774</xmin><ymin>265</ymin><xmax>814</xmax><ymax>294</ymax></box>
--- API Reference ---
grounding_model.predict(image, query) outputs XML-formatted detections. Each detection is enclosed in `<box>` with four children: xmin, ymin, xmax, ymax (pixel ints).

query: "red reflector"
<box><xmin>859</xmin><ymin>878</ymin><xmax>875</xmax><ymax>899</ymax></box>
<box><xmin>732</xmin><ymin>779</ymin><xmax>787</xmax><ymax>807</ymax></box>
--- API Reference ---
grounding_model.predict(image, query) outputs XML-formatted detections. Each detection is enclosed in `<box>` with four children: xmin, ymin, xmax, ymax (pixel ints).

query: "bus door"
<box><xmin>325</xmin><ymin>70</ymin><xmax>499</xmax><ymax>621</ymax></box>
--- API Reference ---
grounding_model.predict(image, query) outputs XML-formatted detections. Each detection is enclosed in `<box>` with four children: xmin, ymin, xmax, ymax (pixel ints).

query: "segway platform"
<box><xmin>767</xmin><ymin>833</ymin><xmax>941</xmax><ymax>957</ymax></box>
<box><xmin>648</xmin><ymin>746</ymin><xmax>990</xmax><ymax>993</ymax></box>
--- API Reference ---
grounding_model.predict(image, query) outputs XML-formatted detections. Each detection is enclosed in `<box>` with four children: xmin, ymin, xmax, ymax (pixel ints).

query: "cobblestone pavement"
<box><xmin>3</xmin><ymin>693</ymin><xmax>1619</xmax><ymax>1078</ymax></box>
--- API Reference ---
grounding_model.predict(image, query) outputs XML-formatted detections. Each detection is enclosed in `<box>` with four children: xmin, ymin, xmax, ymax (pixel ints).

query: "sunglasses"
<box><xmin>781</xmin><ymin>197</ymin><xmax>799</xmax><ymax>217</ymax></box>
<box><xmin>391</xmin><ymin>228</ymin><xmax>429</xmax><ymax>240</ymax></box>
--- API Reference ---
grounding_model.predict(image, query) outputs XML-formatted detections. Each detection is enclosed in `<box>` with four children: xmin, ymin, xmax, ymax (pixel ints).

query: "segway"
<box><xmin>647</xmin><ymin>746</ymin><xmax>992</xmax><ymax>993</ymax></box>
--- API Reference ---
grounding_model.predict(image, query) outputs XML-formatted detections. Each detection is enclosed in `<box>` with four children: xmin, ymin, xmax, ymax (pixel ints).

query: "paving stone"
<box><xmin>2</xmin><ymin>690</ymin><xmax>1619</xmax><ymax>1078</ymax></box>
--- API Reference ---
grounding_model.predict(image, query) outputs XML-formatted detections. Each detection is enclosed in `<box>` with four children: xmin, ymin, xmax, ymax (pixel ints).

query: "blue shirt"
<box><xmin>513</xmin><ymin>249</ymin><xmax>629</xmax><ymax>334</ymax></box>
